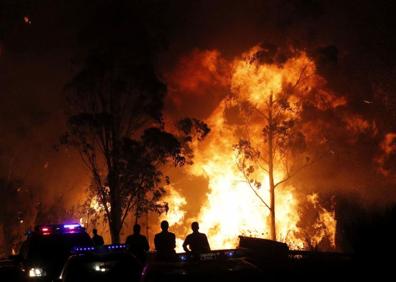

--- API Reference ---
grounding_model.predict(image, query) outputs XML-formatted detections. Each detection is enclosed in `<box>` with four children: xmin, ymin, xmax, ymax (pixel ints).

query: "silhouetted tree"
<box><xmin>62</xmin><ymin>54</ymin><xmax>209</xmax><ymax>243</ymax></box>
<box><xmin>34</xmin><ymin>195</ymin><xmax>78</xmax><ymax>226</ymax></box>
<box><xmin>131</xmin><ymin>119</ymin><xmax>209</xmax><ymax>223</ymax></box>
<box><xmin>61</xmin><ymin>0</ymin><xmax>210</xmax><ymax>243</ymax></box>
<box><xmin>63</xmin><ymin>55</ymin><xmax>170</xmax><ymax>242</ymax></box>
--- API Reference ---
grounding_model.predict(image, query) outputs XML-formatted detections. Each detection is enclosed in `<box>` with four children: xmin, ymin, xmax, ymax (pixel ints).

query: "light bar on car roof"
<box><xmin>63</xmin><ymin>223</ymin><xmax>83</xmax><ymax>234</ymax></box>
<box><xmin>38</xmin><ymin>223</ymin><xmax>83</xmax><ymax>235</ymax></box>
<box><xmin>73</xmin><ymin>246</ymin><xmax>95</xmax><ymax>252</ymax></box>
<box><xmin>176</xmin><ymin>249</ymin><xmax>240</xmax><ymax>262</ymax></box>
<box><xmin>106</xmin><ymin>244</ymin><xmax>127</xmax><ymax>250</ymax></box>
<box><xmin>72</xmin><ymin>244</ymin><xmax>127</xmax><ymax>254</ymax></box>
<box><xmin>64</xmin><ymin>224</ymin><xmax>81</xmax><ymax>229</ymax></box>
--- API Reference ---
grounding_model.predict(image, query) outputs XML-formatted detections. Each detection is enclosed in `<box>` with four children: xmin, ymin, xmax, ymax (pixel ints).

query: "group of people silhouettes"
<box><xmin>92</xmin><ymin>220</ymin><xmax>211</xmax><ymax>263</ymax></box>
<box><xmin>131</xmin><ymin>220</ymin><xmax>210</xmax><ymax>262</ymax></box>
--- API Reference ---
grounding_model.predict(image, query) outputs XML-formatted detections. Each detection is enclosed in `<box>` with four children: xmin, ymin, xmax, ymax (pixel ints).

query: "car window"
<box><xmin>63</xmin><ymin>254</ymin><xmax>141</xmax><ymax>282</ymax></box>
<box><xmin>28</xmin><ymin>233</ymin><xmax>93</xmax><ymax>261</ymax></box>
<box><xmin>143</xmin><ymin>258</ymin><xmax>261</xmax><ymax>282</ymax></box>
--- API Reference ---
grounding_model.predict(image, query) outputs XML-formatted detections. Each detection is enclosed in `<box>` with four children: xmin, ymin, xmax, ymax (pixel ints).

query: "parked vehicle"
<box><xmin>141</xmin><ymin>249</ymin><xmax>263</xmax><ymax>282</ymax></box>
<box><xmin>58</xmin><ymin>244</ymin><xmax>142</xmax><ymax>282</ymax></box>
<box><xmin>11</xmin><ymin>223</ymin><xmax>93</xmax><ymax>281</ymax></box>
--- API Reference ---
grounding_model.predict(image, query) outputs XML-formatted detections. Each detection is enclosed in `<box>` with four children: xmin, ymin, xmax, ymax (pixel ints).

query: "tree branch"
<box><xmin>291</xmin><ymin>65</ymin><xmax>308</xmax><ymax>91</ymax></box>
<box><xmin>120</xmin><ymin>194</ymin><xmax>134</xmax><ymax>227</ymax></box>
<box><xmin>235</xmin><ymin>160</ymin><xmax>271</xmax><ymax>211</ymax></box>
<box><xmin>91</xmin><ymin>159</ymin><xmax>111</xmax><ymax>222</ymax></box>
<box><xmin>257</xmin><ymin>161</ymin><xmax>269</xmax><ymax>174</ymax></box>
<box><xmin>252</xmin><ymin>104</ymin><xmax>269</xmax><ymax>120</ymax></box>
<box><xmin>274</xmin><ymin>157</ymin><xmax>317</xmax><ymax>189</ymax></box>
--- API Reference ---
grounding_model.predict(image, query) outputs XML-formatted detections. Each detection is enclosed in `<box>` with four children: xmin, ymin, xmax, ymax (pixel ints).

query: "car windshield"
<box><xmin>63</xmin><ymin>253</ymin><xmax>141</xmax><ymax>282</ymax></box>
<box><xmin>144</xmin><ymin>257</ymin><xmax>262</xmax><ymax>282</ymax></box>
<box><xmin>28</xmin><ymin>233</ymin><xmax>93</xmax><ymax>261</ymax></box>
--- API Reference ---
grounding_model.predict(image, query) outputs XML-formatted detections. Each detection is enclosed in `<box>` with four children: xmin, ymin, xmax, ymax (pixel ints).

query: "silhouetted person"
<box><xmin>125</xmin><ymin>224</ymin><xmax>149</xmax><ymax>263</ymax></box>
<box><xmin>183</xmin><ymin>222</ymin><xmax>210</xmax><ymax>254</ymax></box>
<box><xmin>154</xmin><ymin>220</ymin><xmax>176</xmax><ymax>260</ymax></box>
<box><xmin>92</xmin><ymin>228</ymin><xmax>104</xmax><ymax>246</ymax></box>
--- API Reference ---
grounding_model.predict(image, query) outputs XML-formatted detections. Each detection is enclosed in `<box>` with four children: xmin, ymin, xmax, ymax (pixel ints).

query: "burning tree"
<box><xmin>162</xmin><ymin>46</ymin><xmax>343</xmax><ymax>249</ymax></box>
<box><xmin>233</xmin><ymin>98</ymin><xmax>310</xmax><ymax>241</ymax></box>
<box><xmin>231</xmin><ymin>46</ymin><xmax>326</xmax><ymax>241</ymax></box>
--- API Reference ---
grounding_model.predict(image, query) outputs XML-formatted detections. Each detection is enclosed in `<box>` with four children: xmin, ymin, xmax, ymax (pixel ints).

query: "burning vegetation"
<box><xmin>161</xmin><ymin>44</ymin><xmax>370</xmax><ymax>251</ymax></box>
<box><xmin>2</xmin><ymin>1</ymin><xmax>396</xmax><ymax>260</ymax></box>
<box><xmin>72</xmin><ymin>43</ymin><xmax>394</xmax><ymax>252</ymax></box>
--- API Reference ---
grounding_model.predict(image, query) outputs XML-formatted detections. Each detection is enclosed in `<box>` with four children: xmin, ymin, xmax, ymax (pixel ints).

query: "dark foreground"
<box><xmin>0</xmin><ymin>253</ymin><xmax>392</xmax><ymax>282</ymax></box>
<box><xmin>0</xmin><ymin>237</ymin><xmax>393</xmax><ymax>282</ymax></box>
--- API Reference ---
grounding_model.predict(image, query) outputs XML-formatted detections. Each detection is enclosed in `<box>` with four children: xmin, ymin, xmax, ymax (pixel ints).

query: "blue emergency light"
<box><xmin>225</xmin><ymin>250</ymin><xmax>235</xmax><ymax>257</ymax></box>
<box><xmin>106</xmin><ymin>244</ymin><xmax>127</xmax><ymax>250</ymax></box>
<box><xmin>179</xmin><ymin>254</ymin><xmax>188</xmax><ymax>261</ymax></box>
<box><xmin>73</xmin><ymin>246</ymin><xmax>95</xmax><ymax>252</ymax></box>
<box><xmin>72</xmin><ymin>244</ymin><xmax>127</xmax><ymax>254</ymax></box>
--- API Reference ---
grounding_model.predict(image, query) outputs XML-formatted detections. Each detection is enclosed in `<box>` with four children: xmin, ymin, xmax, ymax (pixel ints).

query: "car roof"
<box><xmin>70</xmin><ymin>252</ymin><xmax>135</xmax><ymax>261</ymax></box>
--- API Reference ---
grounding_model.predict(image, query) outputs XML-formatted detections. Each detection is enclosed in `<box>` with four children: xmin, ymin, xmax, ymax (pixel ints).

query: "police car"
<box><xmin>14</xmin><ymin>223</ymin><xmax>93</xmax><ymax>281</ymax></box>
<box><xmin>58</xmin><ymin>244</ymin><xmax>142</xmax><ymax>282</ymax></box>
<box><xmin>141</xmin><ymin>249</ymin><xmax>263</xmax><ymax>282</ymax></box>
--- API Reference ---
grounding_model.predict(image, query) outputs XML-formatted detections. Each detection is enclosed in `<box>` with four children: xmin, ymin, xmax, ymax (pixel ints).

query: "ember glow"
<box><xmin>376</xmin><ymin>132</ymin><xmax>396</xmax><ymax>176</ymax></box>
<box><xmin>90</xmin><ymin>196</ymin><xmax>102</xmax><ymax>212</ymax></box>
<box><xmin>165</xmin><ymin>45</ymin><xmax>341</xmax><ymax>250</ymax></box>
<box><xmin>23</xmin><ymin>16</ymin><xmax>31</xmax><ymax>25</ymax></box>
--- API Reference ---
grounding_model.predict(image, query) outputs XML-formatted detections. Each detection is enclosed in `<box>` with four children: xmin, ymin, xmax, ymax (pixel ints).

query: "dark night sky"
<box><xmin>1</xmin><ymin>0</ymin><xmax>396</xmax><ymax>208</ymax></box>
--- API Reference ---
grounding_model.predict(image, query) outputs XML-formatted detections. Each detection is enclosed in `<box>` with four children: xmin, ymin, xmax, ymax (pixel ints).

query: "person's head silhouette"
<box><xmin>160</xmin><ymin>220</ymin><xmax>169</xmax><ymax>232</ymax></box>
<box><xmin>191</xmin><ymin>222</ymin><xmax>199</xmax><ymax>233</ymax></box>
<box><xmin>133</xmin><ymin>224</ymin><xmax>141</xmax><ymax>234</ymax></box>
<box><xmin>93</xmin><ymin>228</ymin><xmax>98</xmax><ymax>235</ymax></box>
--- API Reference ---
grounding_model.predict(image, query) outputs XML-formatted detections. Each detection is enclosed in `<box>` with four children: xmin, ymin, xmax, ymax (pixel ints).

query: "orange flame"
<box><xmin>306</xmin><ymin>194</ymin><xmax>336</xmax><ymax>248</ymax></box>
<box><xmin>164</xmin><ymin>45</ymin><xmax>338</xmax><ymax>250</ymax></box>
<box><xmin>159</xmin><ymin>187</ymin><xmax>187</xmax><ymax>251</ymax></box>
<box><xmin>187</xmin><ymin>101</ymin><xmax>305</xmax><ymax>249</ymax></box>
<box><xmin>159</xmin><ymin>187</ymin><xmax>187</xmax><ymax>227</ymax></box>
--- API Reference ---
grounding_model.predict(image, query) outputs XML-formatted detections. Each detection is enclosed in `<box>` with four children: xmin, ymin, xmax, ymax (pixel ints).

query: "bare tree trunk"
<box><xmin>109</xmin><ymin>171</ymin><xmax>122</xmax><ymax>243</ymax></box>
<box><xmin>268</xmin><ymin>94</ymin><xmax>276</xmax><ymax>241</ymax></box>
<box><xmin>146</xmin><ymin>211</ymin><xmax>149</xmax><ymax>240</ymax></box>
<box><xmin>135</xmin><ymin>193</ymin><xmax>141</xmax><ymax>225</ymax></box>
<box><xmin>109</xmin><ymin>201</ymin><xmax>122</xmax><ymax>243</ymax></box>
<box><xmin>135</xmin><ymin>207</ymin><xmax>139</xmax><ymax>225</ymax></box>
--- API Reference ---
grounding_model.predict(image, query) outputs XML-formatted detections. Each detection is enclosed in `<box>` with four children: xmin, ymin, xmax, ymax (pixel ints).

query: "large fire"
<box><xmin>165</xmin><ymin>45</ymin><xmax>340</xmax><ymax>251</ymax></box>
<box><xmin>78</xmin><ymin>45</ymin><xmax>340</xmax><ymax>251</ymax></box>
